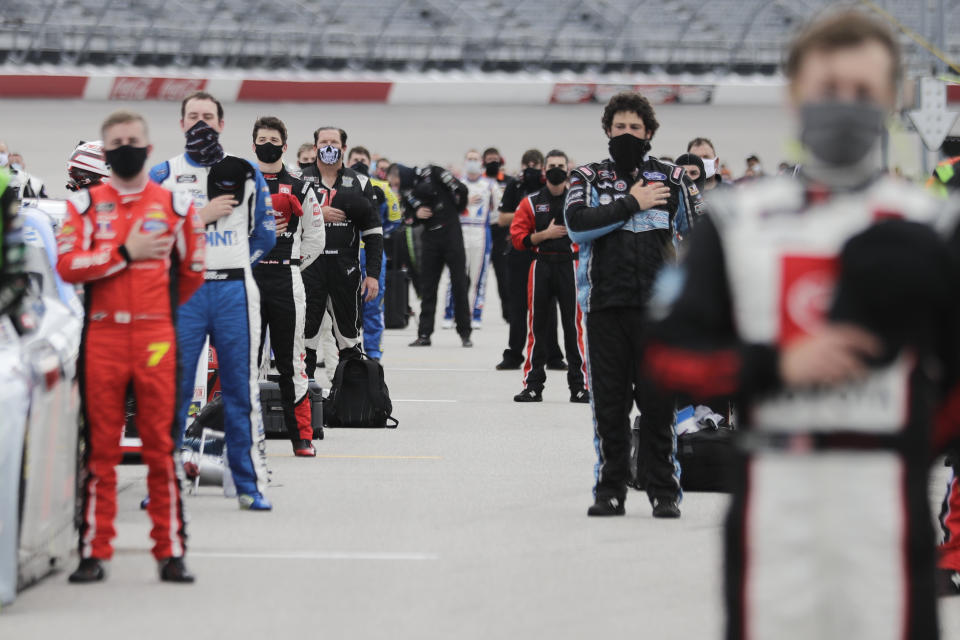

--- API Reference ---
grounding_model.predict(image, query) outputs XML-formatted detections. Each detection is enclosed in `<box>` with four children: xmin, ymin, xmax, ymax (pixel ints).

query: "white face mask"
<box><xmin>0</xmin><ymin>152</ymin><xmax>8</xmax><ymax>167</ymax></box>
<box><xmin>10</xmin><ymin>162</ymin><xmax>22</xmax><ymax>172</ymax></box>
<box><xmin>701</xmin><ymin>156</ymin><xmax>717</xmax><ymax>179</ymax></box>
<box><xmin>464</xmin><ymin>159</ymin><xmax>482</xmax><ymax>175</ymax></box>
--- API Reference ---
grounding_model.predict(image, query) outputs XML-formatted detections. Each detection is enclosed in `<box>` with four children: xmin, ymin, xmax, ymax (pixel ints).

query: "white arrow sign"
<box><xmin>907</xmin><ymin>77</ymin><xmax>960</xmax><ymax>150</ymax></box>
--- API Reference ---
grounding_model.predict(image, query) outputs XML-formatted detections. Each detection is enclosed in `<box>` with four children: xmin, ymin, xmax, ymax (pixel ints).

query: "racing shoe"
<box><xmin>461</xmin><ymin>335</ymin><xmax>473</xmax><ymax>348</ymax></box>
<box><xmin>651</xmin><ymin>497</ymin><xmax>681</xmax><ymax>519</ymax></box>
<box><xmin>293</xmin><ymin>439</ymin><xmax>316</xmax><ymax>457</ymax></box>
<box><xmin>547</xmin><ymin>358</ymin><xmax>568</xmax><ymax>371</ymax></box>
<box><xmin>570</xmin><ymin>388</ymin><xmax>590</xmax><ymax>404</ymax></box>
<box><xmin>513</xmin><ymin>388</ymin><xmax>542</xmax><ymax>403</ymax></box>
<box><xmin>471</xmin><ymin>320</ymin><xmax>482</xmax><ymax>330</ymax></box>
<box><xmin>441</xmin><ymin>318</ymin><xmax>454</xmax><ymax>330</ymax></box>
<box><xmin>68</xmin><ymin>558</ymin><xmax>106</xmax><ymax>583</ymax></box>
<box><xmin>587</xmin><ymin>496</ymin><xmax>625</xmax><ymax>516</ymax></box>
<box><xmin>238</xmin><ymin>493</ymin><xmax>273</xmax><ymax>511</ymax></box>
<box><xmin>158</xmin><ymin>557</ymin><xmax>195</xmax><ymax>583</ymax></box>
<box><xmin>409</xmin><ymin>336</ymin><xmax>431</xmax><ymax>347</ymax></box>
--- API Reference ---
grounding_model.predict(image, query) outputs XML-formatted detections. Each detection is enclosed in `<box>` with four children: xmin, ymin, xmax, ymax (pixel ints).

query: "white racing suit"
<box><xmin>443</xmin><ymin>174</ymin><xmax>499</xmax><ymax>325</ymax></box>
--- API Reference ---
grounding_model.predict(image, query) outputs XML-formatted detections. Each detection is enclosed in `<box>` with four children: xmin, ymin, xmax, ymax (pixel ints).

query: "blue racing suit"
<box><xmin>360</xmin><ymin>177</ymin><xmax>401</xmax><ymax>359</ymax></box>
<box><xmin>151</xmin><ymin>153</ymin><xmax>275</xmax><ymax>499</ymax></box>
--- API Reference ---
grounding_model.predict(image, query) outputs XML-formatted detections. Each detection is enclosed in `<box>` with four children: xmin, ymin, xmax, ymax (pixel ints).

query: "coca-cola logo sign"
<box><xmin>109</xmin><ymin>77</ymin><xmax>207</xmax><ymax>101</ymax></box>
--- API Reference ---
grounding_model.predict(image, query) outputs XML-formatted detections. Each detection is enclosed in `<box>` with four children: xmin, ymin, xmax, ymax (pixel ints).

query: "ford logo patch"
<box><xmin>642</xmin><ymin>171</ymin><xmax>667</xmax><ymax>181</ymax></box>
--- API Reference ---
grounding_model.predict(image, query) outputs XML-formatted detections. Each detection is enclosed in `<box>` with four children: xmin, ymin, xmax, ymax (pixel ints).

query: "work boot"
<box><xmin>587</xmin><ymin>496</ymin><xmax>625</xmax><ymax>517</ymax></box>
<box><xmin>409</xmin><ymin>336</ymin><xmax>431</xmax><ymax>347</ymax></box>
<box><xmin>570</xmin><ymin>388</ymin><xmax>590</xmax><ymax>404</ymax></box>
<box><xmin>68</xmin><ymin>558</ymin><xmax>106</xmax><ymax>583</ymax></box>
<box><xmin>158</xmin><ymin>557</ymin><xmax>195</xmax><ymax>583</ymax></box>
<box><xmin>651</xmin><ymin>497</ymin><xmax>681</xmax><ymax>519</ymax></box>
<box><xmin>293</xmin><ymin>439</ymin><xmax>316</xmax><ymax>457</ymax></box>
<box><xmin>513</xmin><ymin>388</ymin><xmax>542</xmax><ymax>402</ymax></box>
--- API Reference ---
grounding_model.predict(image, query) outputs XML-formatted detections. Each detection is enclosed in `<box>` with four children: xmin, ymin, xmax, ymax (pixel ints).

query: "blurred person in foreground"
<box><xmin>251</xmin><ymin>116</ymin><xmax>324</xmax><ymax>457</ymax></box>
<box><xmin>58</xmin><ymin>110</ymin><xmax>205</xmax><ymax>583</ymax></box>
<box><xmin>565</xmin><ymin>91</ymin><xmax>698</xmax><ymax>519</ymax></box>
<box><xmin>927</xmin><ymin>134</ymin><xmax>960</xmax><ymax>596</ymax></box>
<box><xmin>151</xmin><ymin>91</ymin><xmax>276</xmax><ymax>511</ymax></box>
<box><xmin>510</xmin><ymin>149</ymin><xmax>588</xmax><ymax>404</ymax></box>
<box><xmin>645</xmin><ymin>11</ymin><xmax>960</xmax><ymax>637</ymax></box>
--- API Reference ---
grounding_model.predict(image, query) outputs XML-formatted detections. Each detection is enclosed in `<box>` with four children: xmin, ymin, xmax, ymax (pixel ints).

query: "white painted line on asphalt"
<box><xmin>191</xmin><ymin>550</ymin><xmax>439</xmax><ymax>561</ymax></box>
<box><xmin>392</xmin><ymin>398</ymin><xmax>457</xmax><ymax>403</ymax></box>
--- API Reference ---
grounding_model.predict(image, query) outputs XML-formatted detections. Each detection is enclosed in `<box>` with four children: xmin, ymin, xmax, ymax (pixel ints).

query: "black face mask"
<box><xmin>522</xmin><ymin>167</ymin><xmax>543</xmax><ymax>188</ymax></box>
<box><xmin>254</xmin><ymin>142</ymin><xmax>284</xmax><ymax>164</ymax></box>
<box><xmin>545</xmin><ymin>167</ymin><xmax>567</xmax><ymax>186</ymax></box>
<box><xmin>484</xmin><ymin>161</ymin><xmax>501</xmax><ymax>178</ymax></box>
<box><xmin>608</xmin><ymin>133</ymin><xmax>651</xmax><ymax>173</ymax></box>
<box><xmin>350</xmin><ymin>161</ymin><xmax>369</xmax><ymax>176</ymax></box>
<box><xmin>299</xmin><ymin>161</ymin><xmax>315</xmax><ymax>170</ymax></box>
<box><xmin>105</xmin><ymin>145</ymin><xmax>149</xmax><ymax>179</ymax></box>
<box><xmin>184</xmin><ymin>120</ymin><xmax>224</xmax><ymax>167</ymax></box>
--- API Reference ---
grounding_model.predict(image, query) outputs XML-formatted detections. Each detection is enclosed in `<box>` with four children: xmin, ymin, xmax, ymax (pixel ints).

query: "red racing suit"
<box><xmin>57</xmin><ymin>180</ymin><xmax>205</xmax><ymax>560</ymax></box>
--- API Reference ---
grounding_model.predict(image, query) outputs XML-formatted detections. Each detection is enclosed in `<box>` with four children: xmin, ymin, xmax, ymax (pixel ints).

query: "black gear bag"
<box><xmin>325</xmin><ymin>353</ymin><xmax>399</xmax><ymax>428</ymax></box>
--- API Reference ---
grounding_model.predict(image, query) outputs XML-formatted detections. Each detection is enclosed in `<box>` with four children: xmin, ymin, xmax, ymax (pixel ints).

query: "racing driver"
<box><xmin>58</xmin><ymin>109</ymin><xmax>205</xmax><ymax>583</ymax></box>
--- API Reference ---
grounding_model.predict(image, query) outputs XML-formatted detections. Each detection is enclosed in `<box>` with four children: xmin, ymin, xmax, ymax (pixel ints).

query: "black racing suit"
<box><xmin>500</xmin><ymin>177</ymin><xmax>563</xmax><ymax>366</ymax></box>
<box><xmin>565</xmin><ymin>156</ymin><xmax>697</xmax><ymax>506</ymax></box>
<box><xmin>488</xmin><ymin>172</ymin><xmax>512</xmax><ymax>322</ymax></box>
<box><xmin>645</xmin><ymin>175</ymin><xmax>960</xmax><ymax>640</ymax></box>
<box><xmin>398</xmin><ymin>165</ymin><xmax>472</xmax><ymax>339</ymax></box>
<box><xmin>253</xmin><ymin>167</ymin><xmax>324</xmax><ymax>443</ymax></box>
<box><xmin>300</xmin><ymin>164</ymin><xmax>383</xmax><ymax>372</ymax></box>
<box><xmin>510</xmin><ymin>186</ymin><xmax>585</xmax><ymax>393</ymax></box>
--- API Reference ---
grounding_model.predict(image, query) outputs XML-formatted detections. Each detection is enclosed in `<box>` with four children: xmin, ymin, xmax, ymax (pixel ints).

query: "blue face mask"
<box><xmin>318</xmin><ymin>145</ymin><xmax>341</xmax><ymax>165</ymax></box>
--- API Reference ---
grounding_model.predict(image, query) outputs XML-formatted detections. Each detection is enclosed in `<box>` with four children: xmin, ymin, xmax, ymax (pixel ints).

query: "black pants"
<box><xmin>505</xmin><ymin>248</ymin><xmax>562</xmax><ymax>363</ymax></box>
<box><xmin>586</xmin><ymin>307</ymin><xmax>678</xmax><ymax>503</ymax></box>
<box><xmin>302</xmin><ymin>253</ymin><xmax>363</xmax><ymax>377</ymax></box>
<box><xmin>522</xmin><ymin>257</ymin><xmax>585</xmax><ymax>392</ymax></box>
<box><xmin>253</xmin><ymin>263</ymin><xmax>310</xmax><ymax>443</ymax></box>
<box><xmin>489</xmin><ymin>224</ymin><xmax>510</xmax><ymax>322</ymax></box>
<box><xmin>418</xmin><ymin>223</ymin><xmax>471</xmax><ymax>338</ymax></box>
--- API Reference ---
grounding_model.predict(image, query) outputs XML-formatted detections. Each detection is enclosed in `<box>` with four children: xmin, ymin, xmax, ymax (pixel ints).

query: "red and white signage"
<box><xmin>109</xmin><ymin>76</ymin><xmax>207</xmax><ymax>100</ymax></box>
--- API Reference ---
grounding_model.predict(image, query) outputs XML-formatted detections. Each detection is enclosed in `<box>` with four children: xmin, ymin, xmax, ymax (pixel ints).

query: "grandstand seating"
<box><xmin>0</xmin><ymin>0</ymin><xmax>957</xmax><ymax>75</ymax></box>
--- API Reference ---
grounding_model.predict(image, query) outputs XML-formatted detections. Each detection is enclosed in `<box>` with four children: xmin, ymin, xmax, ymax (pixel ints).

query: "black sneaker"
<box><xmin>159</xmin><ymin>557</ymin><xmax>195</xmax><ymax>583</ymax></box>
<box><xmin>68</xmin><ymin>558</ymin><xmax>106</xmax><ymax>583</ymax></box>
<box><xmin>937</xmin><ymin>568</ymin><xmax>960</xmax><ymax>596</ymax></box>
<box><xmin>547</xmin><ymin>358</ymin><xmax>568</xmax><ymax>371</ymax></box>
<box><xmin>570</xmin><ymin>388</ymin><xmax>590</xmax><ymax>403</ymax></box>
<box><xmin>495</xmin><ymin>350</ymin><xmax>523</xmax><ymax>370</ymax></box>
<box><xmin>587</xmin><ymin>496</ymin><xmax>625</xmax><ymax>516</ymax></box>
<box><xmin>513</xmin><ymin>388</ymin><xmax>542</xmax><ymax>402</ymax></box>
<box><xmin>651</xmin><ymin>497</ymin><xmax>681</xmax><ymax>519</ymax></box>
<box><xmin>461</xmin><ymin>336</ymin><xmax>473</xmax><ymax>348</ymax></box>
<box><xmin>409</xmin><ymin>336</ymin><xmax>431</xmax><ymax>347</ymax></box>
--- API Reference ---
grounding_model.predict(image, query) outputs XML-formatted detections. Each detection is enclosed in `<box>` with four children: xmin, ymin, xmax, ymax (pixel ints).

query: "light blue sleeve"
<box><xmin>566</xmin><ymin>183</ymin><xmax>625</xmax><ymax>244</ymax></box>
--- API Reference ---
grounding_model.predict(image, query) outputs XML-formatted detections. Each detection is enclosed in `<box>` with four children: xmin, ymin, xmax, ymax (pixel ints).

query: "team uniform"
<box><xmin>150</xmin><ymin>154</ymin><xmax>275</xmax><ymax>501</ymax></box>
<box><xmin>256</xmin><ymin>167</ymin><xmax>324</xmax><ymax>444</ymax></box>
<box><xmin>57</xmin><ymin>181</ymin><xmax>205</xmax><ymax>561</ymax></box>
<box><xmin>645</xmin><ymin>175</ymin><xmax>960</xmax><ymax>638</ymax></box>
<box><xmin>510</xmin><ymin>186</ymin><xmax>586</xmax><ymax>395</ymax></box>
<box><xmin>565</xmin><ymin>156</ymin><xmax>696</xmax><ymax>509</ymax></box>
<box><xmin>299</xmin><ymin>164</ymin><xmax>383</xmax><ymax>373</ymax></box>
<box><xmin>443</xmin><ymin>173</ymin><xmax>499</xmax><ymax>326</ymax></box>
<box><xmin>397</xmin><ymin>165</ymin><xmax>471</xmax><ymax>340</ymax></box>
<box><xmin>360</xmin><ymin>176</ymin><xmax>401</xmax><ymax>359</ymax></box>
